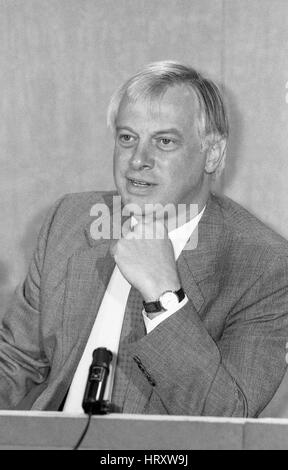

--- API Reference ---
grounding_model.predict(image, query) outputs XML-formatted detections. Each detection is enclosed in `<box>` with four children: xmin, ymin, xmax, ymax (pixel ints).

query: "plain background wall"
<box><xmin>0</xmin><ymin>0</ymin><xmax>288</xmax><ymax>318</ymax></box>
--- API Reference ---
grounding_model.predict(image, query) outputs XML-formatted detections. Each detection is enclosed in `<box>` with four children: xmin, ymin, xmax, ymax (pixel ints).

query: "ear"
<box><xmin>204</xmin><ymin>138</ymin><xmax>227</xmax><ymax>175</ymax></box>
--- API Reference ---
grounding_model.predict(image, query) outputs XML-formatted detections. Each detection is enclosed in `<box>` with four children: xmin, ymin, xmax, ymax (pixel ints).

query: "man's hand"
<box><xmin>110</xmin><ymin>219</ymin><xmax>181</xmax><ymax>302</ymax></box>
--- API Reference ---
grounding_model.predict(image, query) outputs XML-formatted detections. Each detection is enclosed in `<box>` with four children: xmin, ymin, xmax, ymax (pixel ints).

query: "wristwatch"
<box><xmin>143</xmin><ymin>287</ymin><xmax>185</xmax><ymax>313</ymax></box>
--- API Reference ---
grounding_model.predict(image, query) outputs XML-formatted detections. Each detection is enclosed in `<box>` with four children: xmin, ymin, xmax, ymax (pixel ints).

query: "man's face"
<box><xmin>113</xmin><ymin>85</ymin><xmax>209</xmax><ymax>218</ymax></box>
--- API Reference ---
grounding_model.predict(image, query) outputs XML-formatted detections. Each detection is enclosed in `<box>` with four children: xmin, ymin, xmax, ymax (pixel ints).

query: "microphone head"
<box><xmin>92</xmin><ymin>347</ymin><xmax>113</xmax><ymax>367</ymax></box>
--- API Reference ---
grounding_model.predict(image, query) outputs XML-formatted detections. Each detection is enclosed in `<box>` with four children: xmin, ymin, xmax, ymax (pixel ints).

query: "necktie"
<box><xmin>111</xmin><ymin>286</ymin><xmax>145</xmax><ymax>411</ymax></box>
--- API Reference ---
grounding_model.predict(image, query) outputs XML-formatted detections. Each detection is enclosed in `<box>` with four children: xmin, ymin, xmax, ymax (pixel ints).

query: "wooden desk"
<box><xmin>0</xmin><ymin>411</ymin><xmax>288</xmax><ymax>450</ymax></box>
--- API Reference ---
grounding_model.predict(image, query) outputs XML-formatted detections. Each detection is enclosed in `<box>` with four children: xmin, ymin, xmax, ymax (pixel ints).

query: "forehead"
<box><xmin>115</xmin><ymin>85</ymin><xmax>200</xmax><ymax>132</ymax></box>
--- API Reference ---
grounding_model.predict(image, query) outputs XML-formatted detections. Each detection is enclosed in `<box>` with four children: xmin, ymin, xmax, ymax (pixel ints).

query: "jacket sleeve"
<box><xmin>0</xmin><ymin>197</ymin><xmax>65</xmax><ymax>409</ymax></box>
<box><xmin>130</xmin><ymin>256</ymin><xmax>288</xmax><ymax>417</ymax></box>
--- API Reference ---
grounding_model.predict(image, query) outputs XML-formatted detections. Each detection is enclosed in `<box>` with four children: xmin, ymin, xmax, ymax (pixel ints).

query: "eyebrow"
<box><xmin>153</xmin><ymin>128</ymin><xmax>183</xmax><ymax>138</ymax></box>
<box><xmin>115</xmin><ymin>126</ymin><xmax>137</xmax><ymax>134</ymax></box>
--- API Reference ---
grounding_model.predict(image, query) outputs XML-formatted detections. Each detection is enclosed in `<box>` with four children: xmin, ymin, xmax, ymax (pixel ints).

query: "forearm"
<box><xmin>129</xmin><ymin>300</ymin><xmax>278</xmax><ymax>417</ymax></box>
<box><xmin>0</xmin><ymin>283</ymin><xmax>49</xmax><ymax>409</ymax></box>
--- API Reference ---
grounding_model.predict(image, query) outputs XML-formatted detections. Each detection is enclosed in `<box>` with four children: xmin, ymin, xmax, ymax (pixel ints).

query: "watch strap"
<box><xmin>143</xmin><ymin>287</ymin><xmax>185</xmax><ymax>313</ymax></box>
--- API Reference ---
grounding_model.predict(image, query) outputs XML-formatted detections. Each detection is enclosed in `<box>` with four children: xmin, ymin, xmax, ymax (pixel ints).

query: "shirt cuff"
<box><xmin>142</xmin><ymin>295</ymin><xmax>189</xmax><ymax>334</ymax></box>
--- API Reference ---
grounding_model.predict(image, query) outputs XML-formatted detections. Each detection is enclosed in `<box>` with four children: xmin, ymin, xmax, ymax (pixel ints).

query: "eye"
<box><xmin>120</xmin><ymin>134</ymin><xmax>132</xmax><ymax>142</ymax></box>
<box><xmin>160</xmin><ymin>138</ymin><xmax>172</xmax><ymax>145</ymax></box>
<box><xmin>118</xmin><ymin>134</ymin><xmax>136</xmax><ymax>146</ymax></box>
<box><xmin>157</xmin><ymin>137</ymin><xmax>177</xmax><ymax>150</ymax></box>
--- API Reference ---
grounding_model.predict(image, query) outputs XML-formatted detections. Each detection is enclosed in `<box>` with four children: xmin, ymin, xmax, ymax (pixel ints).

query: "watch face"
<box><xmin>160</xmin><ymin>291</ymin><xmax>179</xmax><ymax>310</ymax></box>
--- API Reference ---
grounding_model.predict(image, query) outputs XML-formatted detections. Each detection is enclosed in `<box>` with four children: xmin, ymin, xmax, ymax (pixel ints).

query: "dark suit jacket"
<box><xmin>0</xmin><ymin>191</ymin><xmax>288</xmax><ymax>417</ymax></box>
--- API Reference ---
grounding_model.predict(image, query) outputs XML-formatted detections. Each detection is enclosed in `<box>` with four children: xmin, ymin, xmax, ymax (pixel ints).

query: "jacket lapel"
<box><xmin>62</xmin><ymin>241</ymin><xmax>115</xmax><ymax>356</ymax></box>
<box><xmin>60</xmin><ymin>191</ymin><xmax>121</xmax><ymax>373</ymax></box>
<box><xmin>178</xmin><ymin>194</ymin><xmax>225</xmax><ymax>311</ymax></box>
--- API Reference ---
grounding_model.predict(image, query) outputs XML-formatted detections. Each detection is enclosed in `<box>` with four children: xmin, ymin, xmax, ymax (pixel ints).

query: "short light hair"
<box><xmin>107</xmin><ymin>60</ymin><xmax>229</xmax><ymax>146</ymax></box>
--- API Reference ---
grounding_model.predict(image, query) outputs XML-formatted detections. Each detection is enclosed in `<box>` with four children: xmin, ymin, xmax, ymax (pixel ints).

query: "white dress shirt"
<box><xmin>63</xmin><ymin>207</ymin><xmax>205</xmax><ymax>414</ymax></box>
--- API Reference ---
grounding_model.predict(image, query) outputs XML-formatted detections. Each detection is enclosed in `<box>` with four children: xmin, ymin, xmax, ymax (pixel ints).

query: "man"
<box><xmin>0</xmin><ymin>61</ymin><xmax>288</xmax><ymax>417</ymax></box>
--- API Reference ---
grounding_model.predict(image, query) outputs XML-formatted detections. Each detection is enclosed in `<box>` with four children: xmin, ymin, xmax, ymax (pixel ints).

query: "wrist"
<box><xmin>143</xmin><ymin>287</ymin><xmax>185</xmax><ymax>315</ymax></box>
<box><xmin>140</xmin><ymin>277</ymin><xmax>181</xmax><ymax>303</ymax></box>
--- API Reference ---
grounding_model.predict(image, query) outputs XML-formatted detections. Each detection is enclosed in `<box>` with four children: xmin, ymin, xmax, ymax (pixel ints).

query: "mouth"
<box><xmin>126</xmin><ymin>177</ymin><xmax>156</xmax><ymax>188</ymax></box>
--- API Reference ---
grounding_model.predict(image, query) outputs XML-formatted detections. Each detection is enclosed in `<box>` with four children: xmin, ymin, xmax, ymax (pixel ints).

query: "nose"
<box><xmin>129</xmin><ymin>143</ymin><xmax>154</xmax><ymax>170</ymax></box>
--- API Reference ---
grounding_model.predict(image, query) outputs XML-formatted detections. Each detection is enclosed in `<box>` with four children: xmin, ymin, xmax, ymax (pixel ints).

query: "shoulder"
<box><xmin>212</xmin><ymin>193</ymin><xmax>288</xmax><ymax>258</ymax></box>
<box><xmin>39</xmin><ymin>190</ymin><xmax>117</xmax><ymax>257</ymax></box>
<box><xmin>51</xmin><ymin>190</ymin><xmax>118</xmax><ymax>221</ymax></box>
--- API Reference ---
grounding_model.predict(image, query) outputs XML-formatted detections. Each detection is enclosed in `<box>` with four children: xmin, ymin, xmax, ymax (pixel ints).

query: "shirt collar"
<box><xmin>168</xmin><ymin>206</ymin><xmax>206</xmax><ymax>260</ymax></box>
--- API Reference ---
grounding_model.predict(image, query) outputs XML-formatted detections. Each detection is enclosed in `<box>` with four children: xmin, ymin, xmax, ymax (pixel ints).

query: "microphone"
<box><xmin>82</xmin><ymin>347</ymin><xmax>113</xmax><ymax>415</ymax></box>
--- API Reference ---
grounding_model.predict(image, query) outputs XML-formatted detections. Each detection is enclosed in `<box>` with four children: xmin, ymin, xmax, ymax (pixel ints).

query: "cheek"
<box><xmin>179</xmin><ymin>150</ymin><xmax>205</xmax><ymax>178</ymax></box>
<box><xmin>114</xmin><ymin>147</ymin><xmax>130</xmax><ymax>170</ymax></box>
